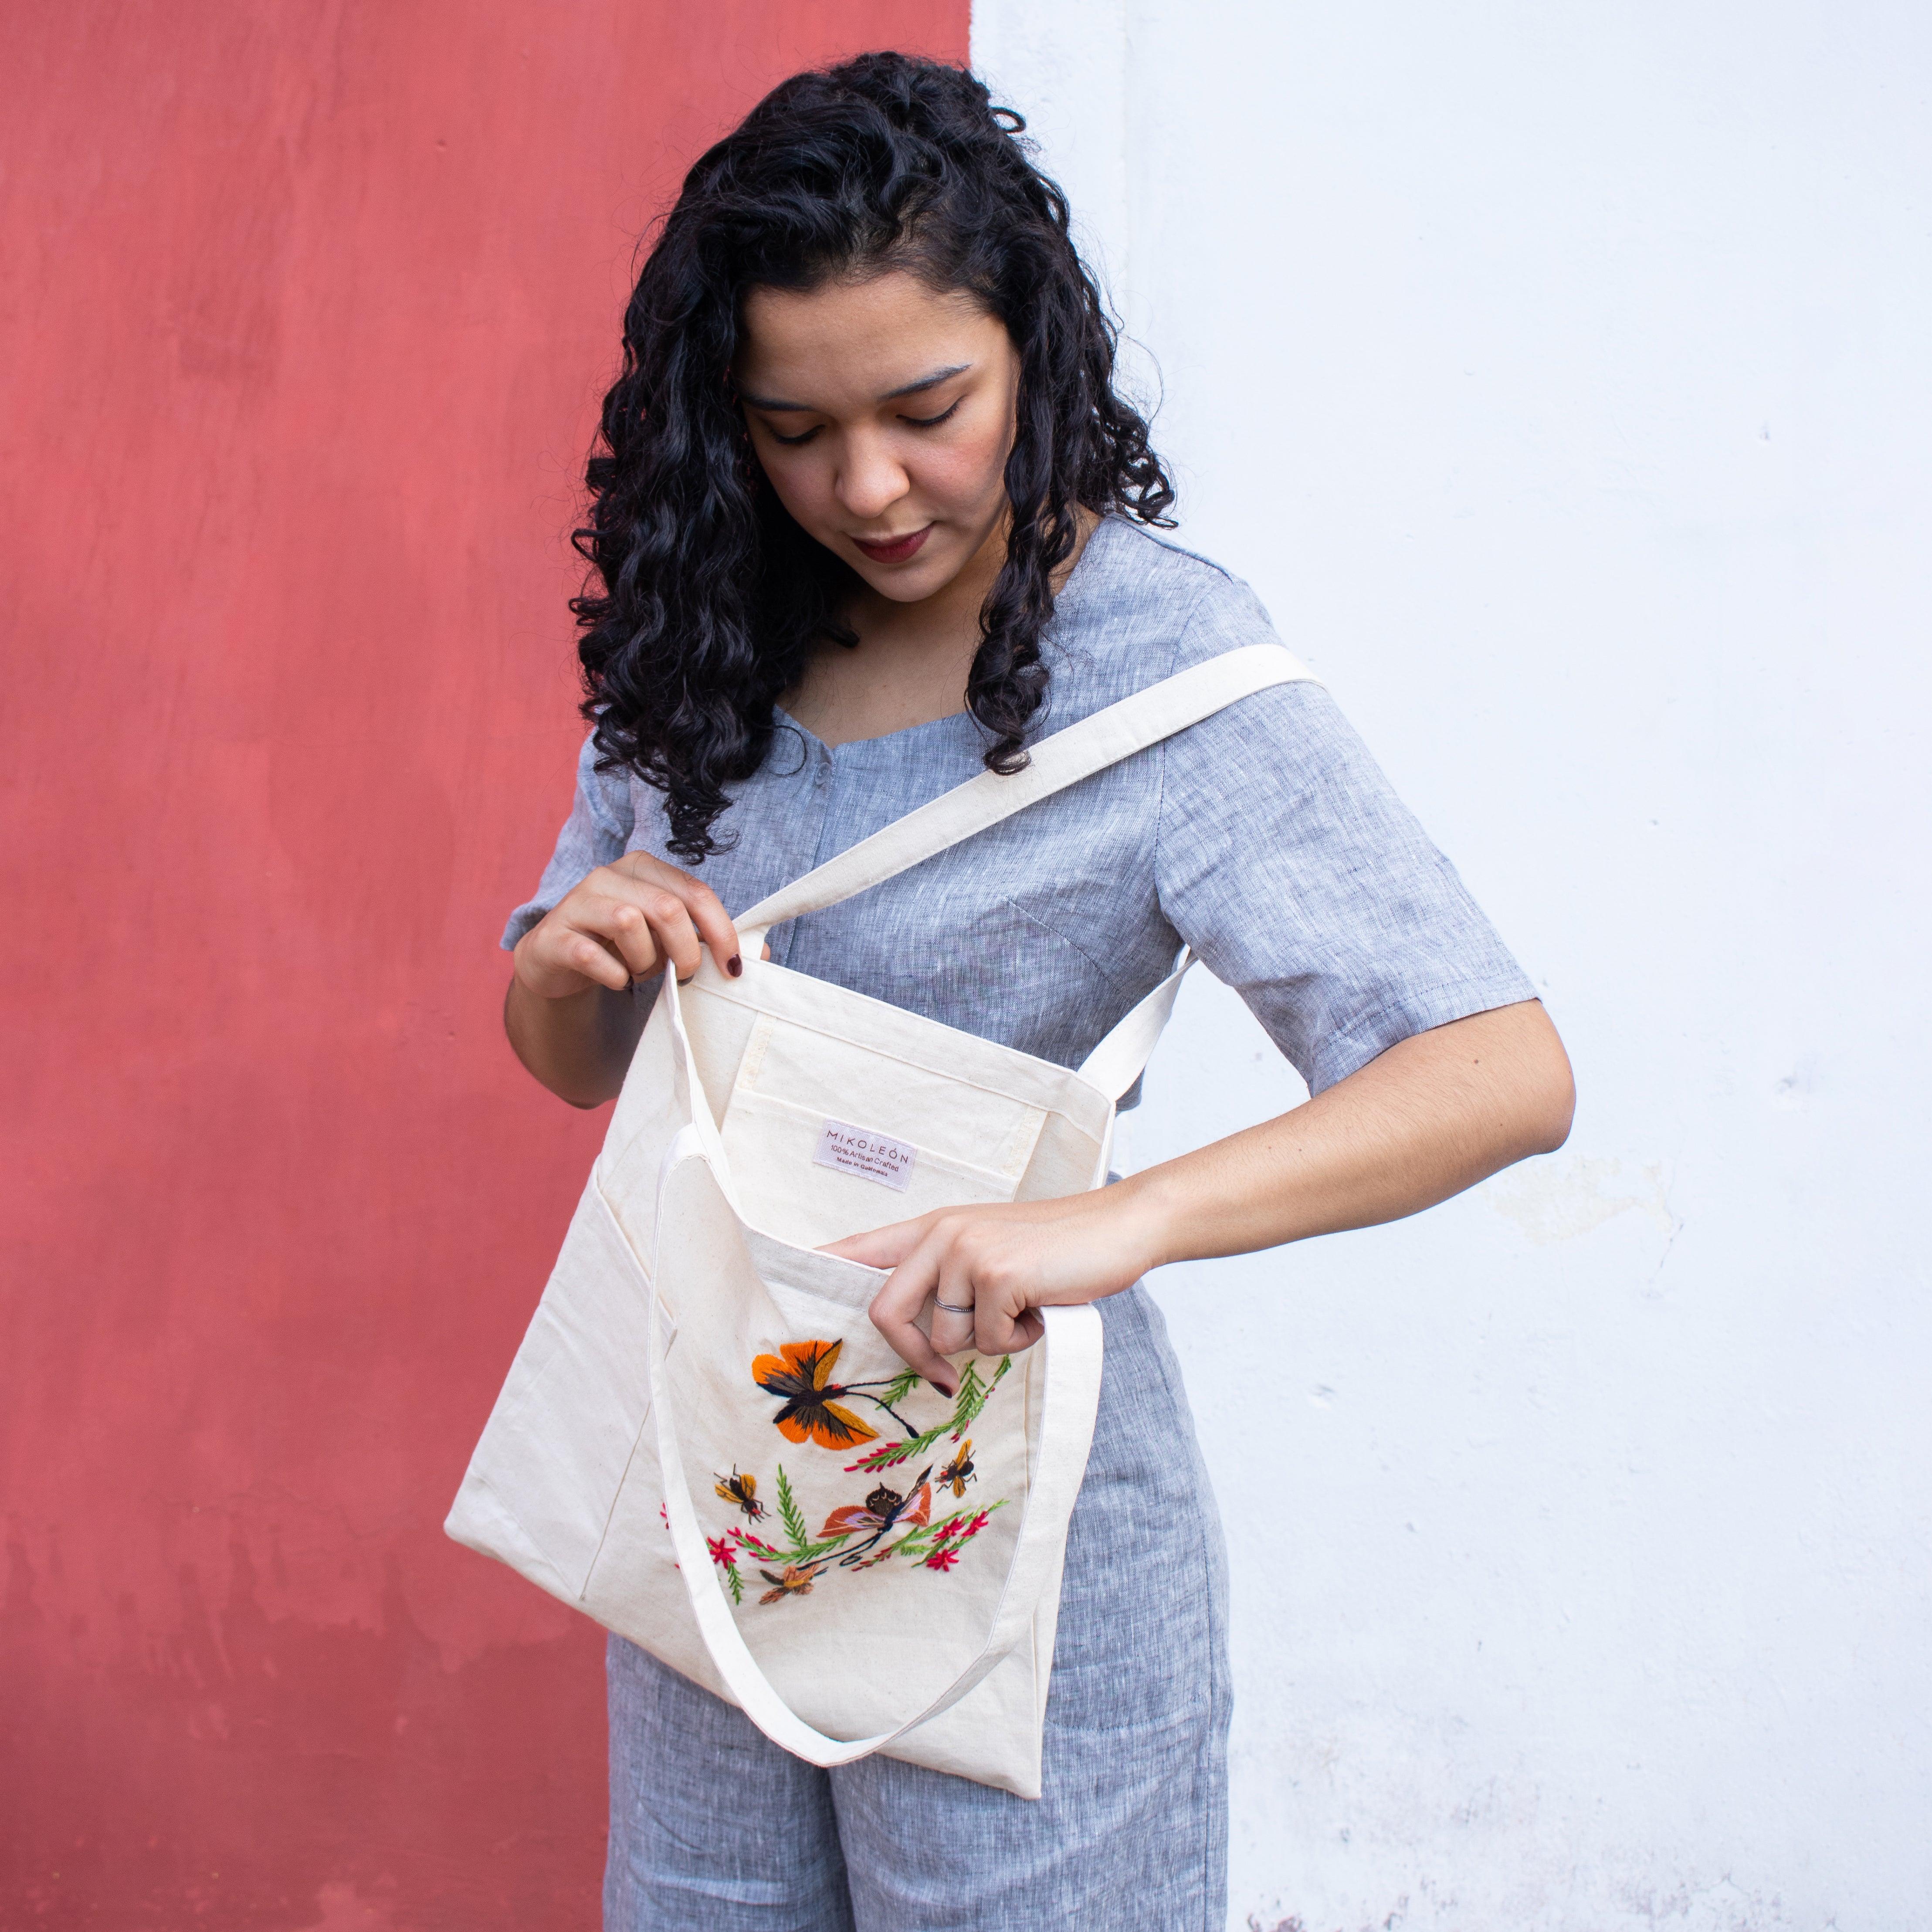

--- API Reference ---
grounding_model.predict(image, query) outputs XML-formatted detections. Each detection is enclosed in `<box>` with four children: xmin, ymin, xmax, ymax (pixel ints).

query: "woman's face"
<box><xmin>736</xmin><ymin>270</ymin><xmax>1021</xmax><ymax>605</ymax></box>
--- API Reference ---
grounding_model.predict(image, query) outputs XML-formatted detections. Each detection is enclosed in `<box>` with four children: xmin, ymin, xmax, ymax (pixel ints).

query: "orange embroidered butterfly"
<box><xmin>750</xmin><ymin>1340</ymin><xmax>914</xmax><ymax>1450</ymax></box>
<box><xmin>821</xmin><ymin>1470</ymin><xmax>934</xmax><ymax>1566</ymax></box>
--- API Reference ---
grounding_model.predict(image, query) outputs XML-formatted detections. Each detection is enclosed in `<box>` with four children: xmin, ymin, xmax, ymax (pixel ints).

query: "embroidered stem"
<box><xmin>775</xmin><ymin>1465</ymin><xmax>811</xmax><ymax>1554</ymax></box>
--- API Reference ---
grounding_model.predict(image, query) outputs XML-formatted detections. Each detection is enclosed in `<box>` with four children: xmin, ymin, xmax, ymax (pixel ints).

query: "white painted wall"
<box><xmin>971</xmin><ymin>6</ymin><xmax>1932</xmax><ymax>1928</ymax></box>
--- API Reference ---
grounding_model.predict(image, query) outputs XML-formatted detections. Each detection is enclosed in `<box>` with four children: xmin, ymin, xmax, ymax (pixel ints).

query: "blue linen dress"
<box><xmin>504</xmin><ymin>517</ymin><xmax>1537</xmax><ymax>1930</ymax></box>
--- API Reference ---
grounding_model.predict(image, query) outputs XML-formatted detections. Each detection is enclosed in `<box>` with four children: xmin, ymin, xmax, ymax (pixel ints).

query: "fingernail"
<box><xmin>727</xmin><ymin>954</ymin><xmax>743</xmax><ymax>977</ymax></box>
<box><xmin>931</xmin><ymin>1379</ymin><xmax>956</xmax><ymax>1398</ymax></box>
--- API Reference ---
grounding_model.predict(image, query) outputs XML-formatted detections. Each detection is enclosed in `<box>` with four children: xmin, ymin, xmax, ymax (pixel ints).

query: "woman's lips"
<box><xmin>851</xmin><ymin>524</ymin><xmax>933</xmax><ymax>565</ymax></box>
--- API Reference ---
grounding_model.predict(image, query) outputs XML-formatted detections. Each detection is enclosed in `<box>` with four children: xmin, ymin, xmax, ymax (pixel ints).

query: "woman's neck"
<box><xmin>783</xmin><ymin>509</ymin><xmax>1098</xmax><ymax>749</ymax></box>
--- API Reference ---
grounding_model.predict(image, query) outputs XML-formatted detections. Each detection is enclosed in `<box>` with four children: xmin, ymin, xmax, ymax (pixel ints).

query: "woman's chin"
<box><xmin>848</xmin><ymin>542</ymin><xmax>964</xmax><ymax>605</ymax></box>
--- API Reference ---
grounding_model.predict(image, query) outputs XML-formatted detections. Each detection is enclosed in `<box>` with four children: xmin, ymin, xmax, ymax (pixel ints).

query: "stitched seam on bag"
<box><xmin>577</xmin><ymin>1397</ymin><xmax>658</xmax><ymax>1605</ymax></box>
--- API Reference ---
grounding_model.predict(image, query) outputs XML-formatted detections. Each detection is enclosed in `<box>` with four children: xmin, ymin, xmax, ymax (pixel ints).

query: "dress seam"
<box><xmin>1122</xmin><ymin>1287</ymin><xmax>1222</xmax><ymax>1928</ymax></box>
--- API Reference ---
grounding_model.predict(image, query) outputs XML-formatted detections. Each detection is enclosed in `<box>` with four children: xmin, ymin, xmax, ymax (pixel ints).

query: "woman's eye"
<box><xmin>901</xmin><ymin>397</ymin><xmax>963</xmax><ymax>430</ymax></box>
<box><xmin>766</xmin><ymin>423</ymin><xmax>821</xmax><ymax>447</ymax></box>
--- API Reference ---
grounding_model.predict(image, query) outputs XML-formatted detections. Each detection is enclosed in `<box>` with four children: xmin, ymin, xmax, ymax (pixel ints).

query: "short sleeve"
<box><xmin>500</xmin><ymin>732</ymin><xmax>636</xmax><ymax>950</ymax></box>
<box><xmin>1155</xmin><ymin>579</ymin><xmax>1539</xmax><ymax>1093</ymax></box>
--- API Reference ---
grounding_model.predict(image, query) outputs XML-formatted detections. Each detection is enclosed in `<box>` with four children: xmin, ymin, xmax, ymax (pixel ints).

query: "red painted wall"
<box><xmin>0</xmin><ymin>6</ymin><xmax>969</xmax><ymax>1925</ymax></box>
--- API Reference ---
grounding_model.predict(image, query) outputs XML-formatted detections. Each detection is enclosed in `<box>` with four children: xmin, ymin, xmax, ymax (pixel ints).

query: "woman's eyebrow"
<box><xmin>878</xmin><ymin>363</ymin><xmax>970</xmax><ymax>401</ymax></box>
<box><xmin>736</xmin><ymin>363</ymin><xmax>972</xmax><ymax>412</ymax></box>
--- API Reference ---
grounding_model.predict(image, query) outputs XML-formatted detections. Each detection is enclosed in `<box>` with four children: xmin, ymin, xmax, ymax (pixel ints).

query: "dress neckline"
<box><xmin>771</xmin><ymin>515</ymin><xmax>1125</xmax><ymax>759</ymax></box>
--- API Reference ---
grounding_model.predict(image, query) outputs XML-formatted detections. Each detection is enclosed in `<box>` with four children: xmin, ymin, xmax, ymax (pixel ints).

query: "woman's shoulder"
<box><xmin>1047</xmin><ymin>515</ymin><xmax>1300</xmax><ymax>708</ymax></box>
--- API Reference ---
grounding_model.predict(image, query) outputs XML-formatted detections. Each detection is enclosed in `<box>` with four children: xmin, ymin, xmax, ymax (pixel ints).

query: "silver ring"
<box><xmin>934</xmin><ymin>1299</ymin><xmax>973</xmax><ymax>1315</ymax></box>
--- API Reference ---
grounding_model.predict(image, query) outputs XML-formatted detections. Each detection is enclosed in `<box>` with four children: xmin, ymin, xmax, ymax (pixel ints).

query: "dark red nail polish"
<box><xmin>727</xmin><ymin>954</ymin><xmax>743</xmax><ymax>977</ymax></box>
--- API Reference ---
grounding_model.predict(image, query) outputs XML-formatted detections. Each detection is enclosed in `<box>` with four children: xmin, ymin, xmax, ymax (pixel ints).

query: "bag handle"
<box><xmin>638</xmin><ymin>1135</ymin><xmax>1104</xmax><ymax>1769</ymax></box>
<box><xmin>1074</xmin><ymin>947</ymin><xmax>1196</xmax><ymax>1102</ymax></box>
<box><xmin>736</xmin><ymin>644</ymin><xmax>1315</xmax><ymax>947</ymax></box>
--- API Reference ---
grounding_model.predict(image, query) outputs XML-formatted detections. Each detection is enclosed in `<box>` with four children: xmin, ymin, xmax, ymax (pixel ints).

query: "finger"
<box><xmin>554</xmin><ymin>929</ymin><xmax>631</xmax><ymax>993</ymax></box>
<box><xmin>633</xmin><ymin>887</ymin><xmax>705</xmax><ymax>981</ymax></box>
<box><xmin>592</xmin><ymin>898</ymin><xmax>665</xmax><ymax>980</ymax></box>
<box><xmin>823</xmin><ymin>1216</ymin><xmax>929</xmax><ymax>1269</ymax></box>
<box><xmin>674</xmin><ymin>875</ymin><xmax>745</xmax><ymax>980</ymax></box>
<box><xmin>616</xmin><ymin>858</ymin><xmax>743</xmax><ymax>980</ymax></box>
<box><xmin>514</xmin><ymin>920</ymin><xmax>627</xmax><ymax>997</ymax></box>
<box><xmin>928</xmin><ymin>1292</ymin><xmax>976</xmax><ymax>1359</ymax></box>
<box><xmin>969</xmin><ymin>1271</ymin><xmax>1038</xmax><ymax>1359</ymax></box>
<box><xmin>868</xmin><ymin>1242</ymin><xmax>956</xmax><ymax>1394</ymax></box>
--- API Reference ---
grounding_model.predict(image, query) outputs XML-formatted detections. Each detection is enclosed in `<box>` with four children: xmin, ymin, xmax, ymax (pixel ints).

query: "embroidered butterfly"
<box><xmin>757</xmin><ymin>1562</ymin><xmax>822</xmax><ymax>1605</ymax></box>
<box><xmin>713</xmin><ymin>1467</ymin><xmax>766</xmax><ymax>1521</ymax></box>
<box><xmin>751</xmin><ymin>1340</ymin><xmax>915</xmax><ymax>1449</ymax></box>
<box><xmin>938</xmin><ymin>1440</ymin><xmax>976</xmax><ymax>1499</ymax></box>
<box><xmin>822</xmin><ymin>1470</ymin><xmax>934</xmax><ymax>1566</ymax></box>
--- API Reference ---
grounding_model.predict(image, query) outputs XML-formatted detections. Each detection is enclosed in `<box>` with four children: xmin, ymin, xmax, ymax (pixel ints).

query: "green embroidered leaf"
<box><xmin>844</xmin><ymin>1424</ymin><xmax>945</xmax><ymax>1472</ymax></box>
<box><xmin>775</xmin><ymin>1465</ymin><xmax>811</xmax><ymax>1554</ymax></box>
<box><xmin>877</xmin><ymin>1367</ymin><xmax>923</xmax><ymax>1410</ymax></box>
<box><xmin>948</xmin><ymin>1354</ymin><xmax>1011</xmax><ymax>1434</ymax></box>
<box><xmin>950</xmin><ymin>1358</ymin><xmax>984</xmax><ymax>1417</ymax></box>
<box><xmin>724</xmin><ymin>1563</ymin><xmax>744</xmax><ymax>1605</ymax></box>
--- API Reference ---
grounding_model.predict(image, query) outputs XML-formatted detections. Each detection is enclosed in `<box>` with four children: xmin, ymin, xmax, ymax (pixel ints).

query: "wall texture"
<box><xmin>972</xmin><ymin>4</ymin><xmax>1932</xmax><ymax>1929</ymax></box>
<box><xmin>0</xmin><ymin>7</ymin><xmax>967</xmax><ymax>1928</ymax></box>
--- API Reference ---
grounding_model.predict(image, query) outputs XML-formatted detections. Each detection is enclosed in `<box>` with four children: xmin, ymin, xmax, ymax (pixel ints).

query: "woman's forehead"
<box><xmin>736</xmin><ymin>273</ymin><xmax>1004</xmax><ymax>407</ymax></box>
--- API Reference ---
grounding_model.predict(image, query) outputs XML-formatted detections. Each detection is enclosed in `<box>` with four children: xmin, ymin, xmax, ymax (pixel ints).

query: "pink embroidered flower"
<box><xmin>923</xmin><ymin>1547</ymin><xmax>960</xmax><ymax>1573</ymax></box>
<box><xmin>707</xmin><ymin>1536</ymin><xmax>737</xmax><ymax>1569</ymax></box>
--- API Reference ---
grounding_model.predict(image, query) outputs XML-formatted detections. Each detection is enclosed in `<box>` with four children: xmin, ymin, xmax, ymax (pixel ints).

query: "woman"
<box><xmin>503</xmin><ymin>51</ymin><xmax>1573</xmax><ymax>1932</ymax></box>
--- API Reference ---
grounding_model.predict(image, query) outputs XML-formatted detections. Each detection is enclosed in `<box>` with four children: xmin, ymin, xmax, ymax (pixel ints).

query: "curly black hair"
<box><xmin>570</xmin><ymin>50</ymin><xmax>1175</xmax><ymax>862</ymax></box>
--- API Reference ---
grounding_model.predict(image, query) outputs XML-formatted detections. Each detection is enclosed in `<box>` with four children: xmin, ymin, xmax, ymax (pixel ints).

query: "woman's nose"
<box><xmin>835</xmin><ymin>431</ymin><xmax>910</xmax><ymax>523</ymax></box>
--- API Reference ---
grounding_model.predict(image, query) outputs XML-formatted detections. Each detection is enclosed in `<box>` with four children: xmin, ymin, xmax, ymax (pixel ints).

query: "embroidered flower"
<box><xmin>706</xmin><ymin>1536</ymin><xmax>737</xmax><ymax>1569</ymax></box>
<box><xmin>923</xmin><ymin>1547</ymin><xmax>960</xmax><ymax>1573</ymax></box>
<box><xmin>751</xmin><ymin>1341</ymin><xmax>881</xmax><ymax>1451</ymax></box>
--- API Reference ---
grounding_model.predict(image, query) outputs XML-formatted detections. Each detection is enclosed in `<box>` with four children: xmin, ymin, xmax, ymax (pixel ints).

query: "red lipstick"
<box><xmin>852</xmin><ymin>524</ymin><xmax>933</xmax><ymax>566</ymax></box>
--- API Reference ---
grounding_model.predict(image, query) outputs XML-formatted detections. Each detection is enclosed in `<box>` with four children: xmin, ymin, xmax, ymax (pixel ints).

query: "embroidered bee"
<box><xmin>938</xmin><ymin>1440</ymin><xmax>976</xmax><ymax>1499</ymax></box>
<box><xmin>758</xmin><ymin>1562</ymin><xmax>822</xmax><ymax>1605</ymax></box>
<box><xmin>822</xmin><ymin>1469</ymin><xmax>934</xmax><ymax>1566</ymax></box>
<box><xmin>714</xmin><ymin>1467</ymin><xmax>766</xmax><ymax>1522</ymax></box>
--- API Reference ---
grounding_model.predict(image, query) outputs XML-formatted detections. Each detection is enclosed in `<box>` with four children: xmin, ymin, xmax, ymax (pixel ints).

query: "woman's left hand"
<box><xmin>824</xmin><ymin>1186</ymin><xmax>1168</xmax><ymax>1393</ymax></box>
<box><xmin>825</xmin><ymin>1001</ymin><xmax>1576</xmax><ymax>1394</ymax></box>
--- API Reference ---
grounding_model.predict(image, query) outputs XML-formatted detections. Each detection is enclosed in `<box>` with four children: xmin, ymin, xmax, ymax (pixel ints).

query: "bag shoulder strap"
<box><xmin>736</xmin><ymin>643</ymin><xmax>1315</xmax><ymax>942</ymax></box>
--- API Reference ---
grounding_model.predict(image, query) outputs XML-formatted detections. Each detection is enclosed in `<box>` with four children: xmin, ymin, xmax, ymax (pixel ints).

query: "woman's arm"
<box><xmin>505</xmin><ymin>852</ymin><xmax>745</xmax><ymax>1109</ymax></box>
<box><xmin>834</xmin><ymin>998</ymin><xmax>1574</xmax><ymax>1392</ymax></box>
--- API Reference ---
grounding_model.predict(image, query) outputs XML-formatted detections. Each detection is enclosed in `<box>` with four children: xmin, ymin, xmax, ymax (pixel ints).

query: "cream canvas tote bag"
<box><xmin>446</xmin><ymin>643</ymin><xmax>1312</xmax><ymax>1796</ymax></box>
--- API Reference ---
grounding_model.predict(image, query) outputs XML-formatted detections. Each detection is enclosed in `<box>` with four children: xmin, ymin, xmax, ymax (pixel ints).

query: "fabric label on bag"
<box><xmin>813</xmin><ymin>1119</ymin><xmax>916</xmax><ymax>1191</ymax></box>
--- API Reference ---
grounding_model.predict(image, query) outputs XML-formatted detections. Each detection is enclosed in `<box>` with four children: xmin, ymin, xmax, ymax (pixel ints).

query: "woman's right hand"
<box><xmin>512</xmin><ymin>852</ymin><xmax>746</xmax><ymax>999</ymax></box>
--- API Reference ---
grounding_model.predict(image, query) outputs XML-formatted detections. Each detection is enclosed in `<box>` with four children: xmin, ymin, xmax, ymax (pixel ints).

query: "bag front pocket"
<box><xmin>719</xmin><ymin>1014</ymin><xmax>1048</xmax><ymax>1247</ymax></box>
